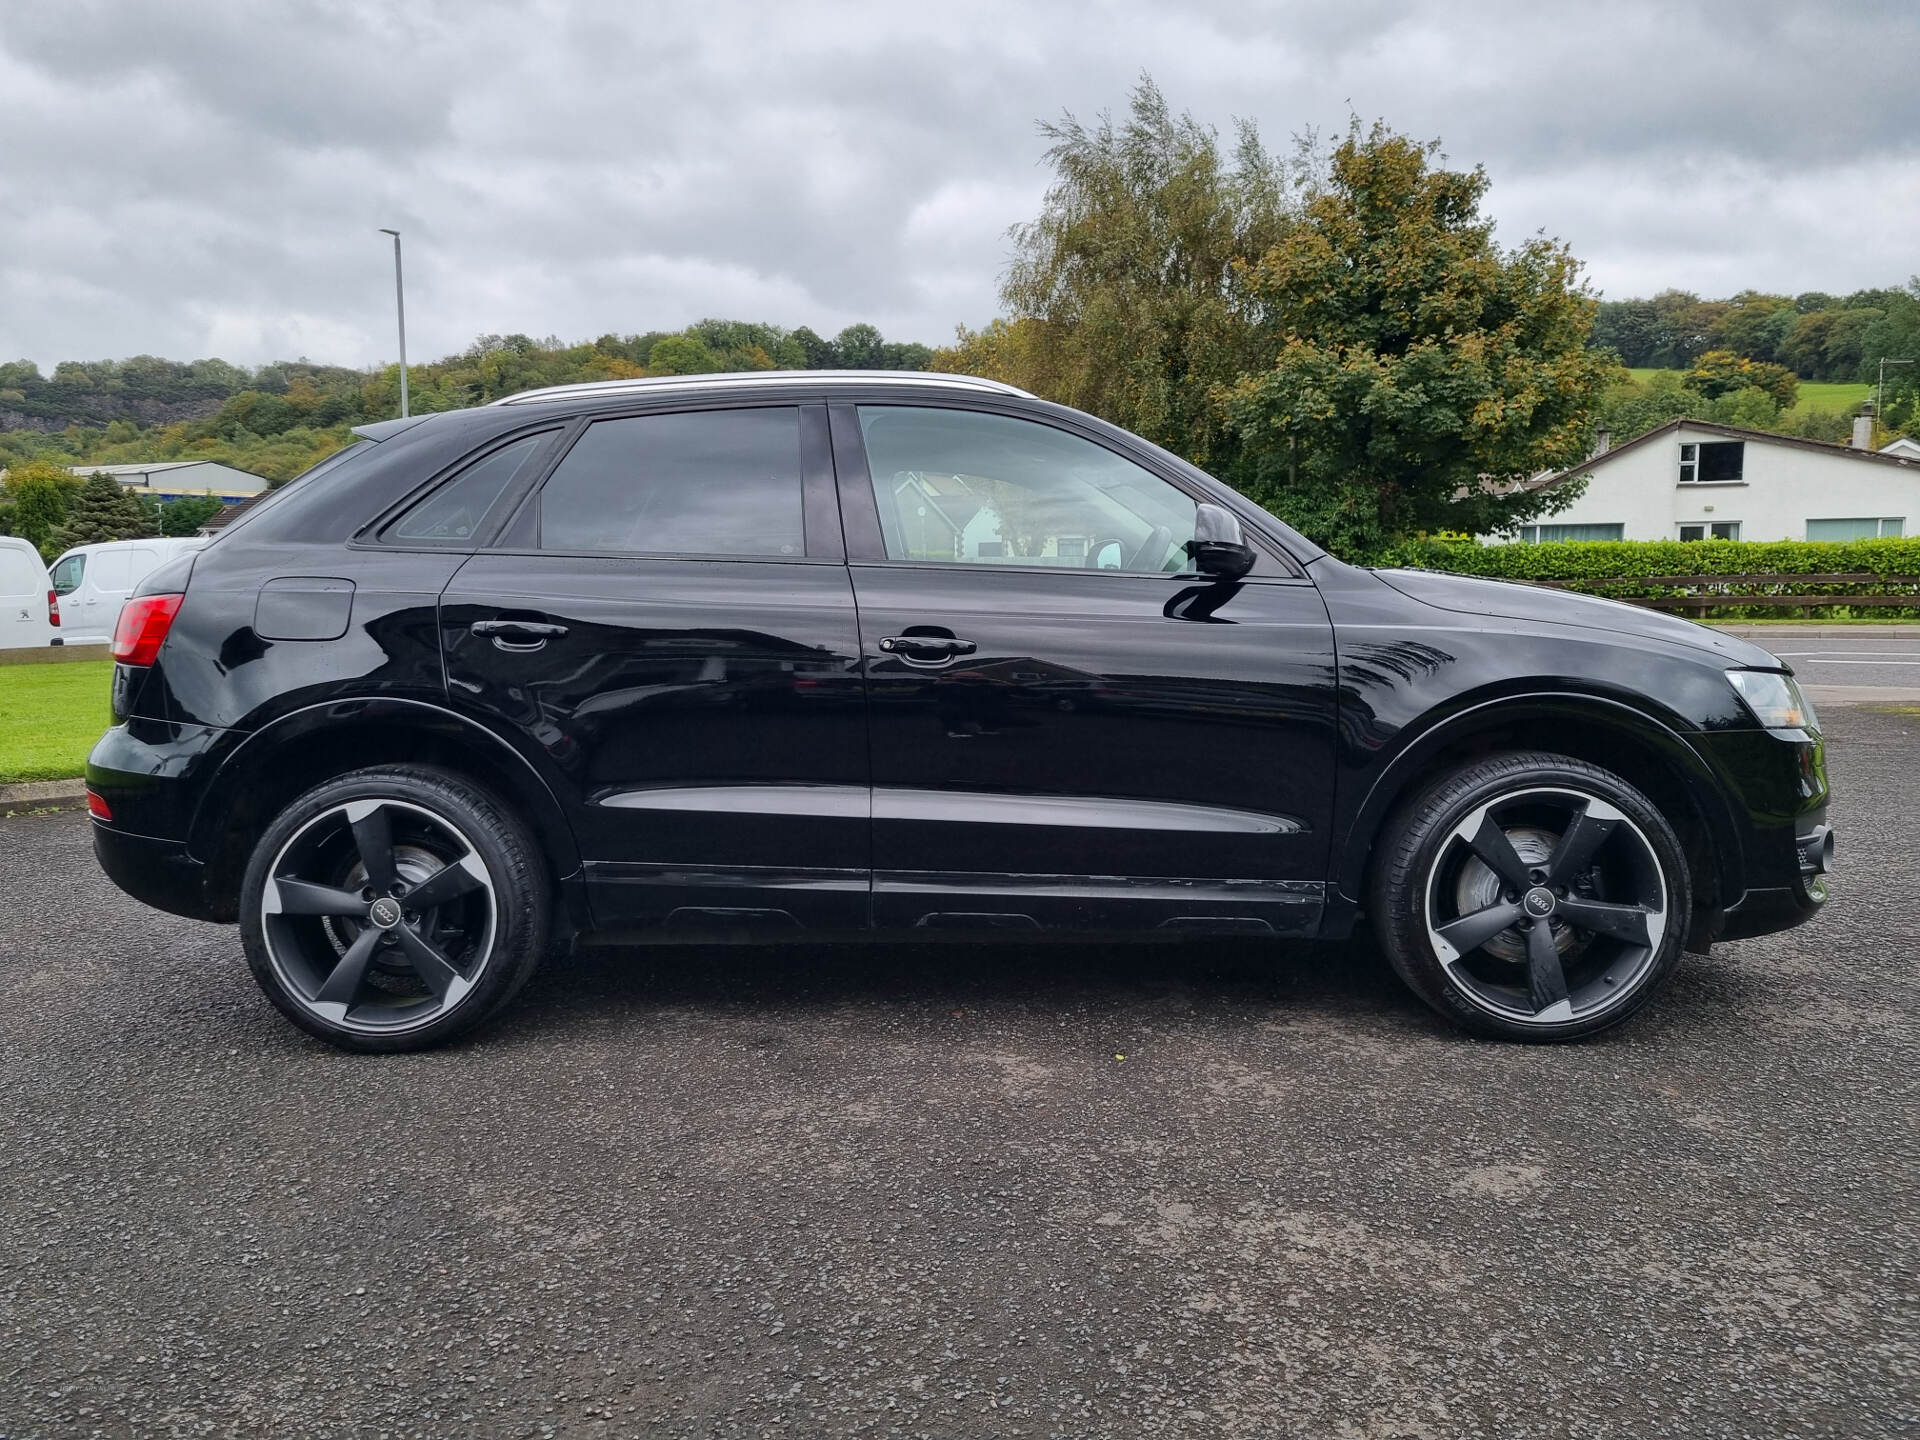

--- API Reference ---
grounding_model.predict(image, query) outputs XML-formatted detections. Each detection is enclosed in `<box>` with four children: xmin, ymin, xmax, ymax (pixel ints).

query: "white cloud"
<box><xmin>0</xmin><ymin>0</ymin><xmax>1915</xmax><ymax>371</ymax></box>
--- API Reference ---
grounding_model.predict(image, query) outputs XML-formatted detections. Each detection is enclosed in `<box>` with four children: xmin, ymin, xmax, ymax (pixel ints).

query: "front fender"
<box><xmin>1331</xmin><ymin>691</ymin><xmax>1744</xmax><ymax>908</ymax></box>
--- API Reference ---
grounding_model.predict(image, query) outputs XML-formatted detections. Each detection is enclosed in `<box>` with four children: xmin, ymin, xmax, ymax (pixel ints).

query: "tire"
<box><xmin>238</xmin><ymin>765</ymin><xmax>551</xmax><ymax>1052</ymax></box>
<box><xmin>1369</xmin><ymin>751</ymin><xmax>1692</xmax><ymax>1042</ymax></box>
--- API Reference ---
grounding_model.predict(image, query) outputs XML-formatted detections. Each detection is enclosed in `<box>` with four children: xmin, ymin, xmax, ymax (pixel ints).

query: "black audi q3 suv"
<box><xmin>86</xmin><ymin>372</ymin><xmax>1832</xmax><ymax>1050</ymax></box>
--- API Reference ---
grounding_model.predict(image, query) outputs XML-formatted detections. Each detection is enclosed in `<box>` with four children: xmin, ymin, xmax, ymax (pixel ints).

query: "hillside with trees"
<box><xmin>0</xmin><ymin>319</ymin><xmax>933</xmax><ymax>485</ymax></box>
<box><xmin>1588</xmin><ymin>285</ymin><xmax>1920</xmax><ymax>441</ymax></box>
<box><xmin>0</xmin><ymin>319</ymin><xmax>933</xmax><ymax>558</ymax></box>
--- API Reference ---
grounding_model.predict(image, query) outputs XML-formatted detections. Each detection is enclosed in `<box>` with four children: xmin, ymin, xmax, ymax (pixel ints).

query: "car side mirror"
<box><xmin>1186</xmin><ymin>503</ymin><xmax>1255</xmax><ymax>581</ymax></box>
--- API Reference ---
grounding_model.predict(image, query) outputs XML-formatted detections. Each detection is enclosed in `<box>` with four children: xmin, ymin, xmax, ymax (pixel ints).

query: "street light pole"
<box><xmin>377</xmin><ymin>228</ymin><xmax>408</xmax><ymax>418</ymax></box>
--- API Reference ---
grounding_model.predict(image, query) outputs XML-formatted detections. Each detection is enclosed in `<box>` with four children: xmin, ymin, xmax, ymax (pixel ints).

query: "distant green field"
<box><xmin>1790</xmin><ymin>380</ymin><xmax>1872</xmax><ymax>414</ymax></box>
<box><xmin>0</xmin><ymin>659</ymin><xmax>113</xmax><ymax>784</ymax></box>
<box><xmin>1624</xmin><ymin>368</ymin><xmax>1868</xmax><ymax>416</ymax></box>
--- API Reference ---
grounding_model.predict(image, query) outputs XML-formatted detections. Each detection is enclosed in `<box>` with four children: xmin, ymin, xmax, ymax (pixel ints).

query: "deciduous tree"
<box><xmin>989</xmin><ymin>76</ymin><xmax>1299</xmax><ymax>469</ymax></box>
<box><xmin>0</xmin><ymin>460</ymin><xmax>82</xmax><ymax>554</ymax></box>
<box><xmin>1225</xmin><ymin>122</ymin><xmax>1613</xmax><ymax>556</ymax></box>
<box><xmin>1684</xmin><ymin>350</ymin><xmax>1799</xmax><ymax>409</ymax></box>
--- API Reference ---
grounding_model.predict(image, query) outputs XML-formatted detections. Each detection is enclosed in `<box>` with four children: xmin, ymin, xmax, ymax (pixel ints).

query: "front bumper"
<box><xmin>1716</xmin><ymin>818</ymin><xmax>1831</xmax><ymax>942</ymax></box>
<box><xmin>1690</xmin><ymin>723</ymin><xmax>1831</xmax><ymax>945</ymax></box>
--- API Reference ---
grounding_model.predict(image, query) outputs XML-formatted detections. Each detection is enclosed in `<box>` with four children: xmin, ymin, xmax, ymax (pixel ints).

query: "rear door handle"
<box><xmin>471</xmin><ymin>619</ymin><xmax>568</xmax><ymax>651</ymax></box>
<box><xmin>878</xmin><ymin>634</ymin><xmax>977</xmax><ymax>663</ymax></box>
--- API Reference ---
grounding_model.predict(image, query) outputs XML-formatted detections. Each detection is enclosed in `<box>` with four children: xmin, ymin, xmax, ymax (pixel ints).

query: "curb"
<box><xmin>1709</xmin><ymin>624</ymin><xmax>1920</xmax><ymax>638</ymax></box>
<box><xmin>1801</xmin><ymin>685</ymin><xmax>1920</xmax><ymax>708</ymax></box>
<box><xmin>0</xmin><ymin>778</ymin><xmax>87</xmax><ymax>808</ymax></box>
<box><xmin>0</xmin><ymin>644</ymin><xmax>114</xmax><ymax>667</ymax></box>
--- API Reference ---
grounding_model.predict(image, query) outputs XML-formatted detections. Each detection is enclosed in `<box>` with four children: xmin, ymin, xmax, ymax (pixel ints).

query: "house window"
<box><xmin>1678</xmin><ymin>441</ymin><xmax>1743</xmax><ymax>484</ymax></box>
<box><xmin>1679</xmin><ymin>522</ymin><xmax>1741</xmax><ymax>541</ymax></box>
<box><xmin>975</xmin><ymin>540</ymin><xmax>1005</xmax><ymax>557</ymax></box>
<box><xmin>1806</xmin><ymin>517</ymin><xmax>1905</xmax><ymax>541</ymax></box>
<box><xmin>1515</xmin><ymin>523</ymin><xmax>1625</xmax><ymax>543</ymax></box>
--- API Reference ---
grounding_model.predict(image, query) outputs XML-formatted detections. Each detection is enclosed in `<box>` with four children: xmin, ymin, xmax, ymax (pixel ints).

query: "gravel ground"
<box><xmin>1</xmin><ymin>708</ymin><xmax>1915</xmax><ymax>1439</ymax></box>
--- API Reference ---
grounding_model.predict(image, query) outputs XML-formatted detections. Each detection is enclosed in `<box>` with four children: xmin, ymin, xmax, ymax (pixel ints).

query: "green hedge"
<box><xmin>1382</xmin><ymin>536</ymin><xmax>1920</xmax><ymax>617</ymax></box>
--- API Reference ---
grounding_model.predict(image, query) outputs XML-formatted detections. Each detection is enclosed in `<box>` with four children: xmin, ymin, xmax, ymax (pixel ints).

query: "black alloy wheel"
<box><xmin>1371</xmin><ymin>752</ymin><xmax>1691</xmax><ymax>1041</ymax></box>
<box><xmin>239</xmin><ymin>766</ymin><xmax>550</xmax><ymax>1052</ymax></box>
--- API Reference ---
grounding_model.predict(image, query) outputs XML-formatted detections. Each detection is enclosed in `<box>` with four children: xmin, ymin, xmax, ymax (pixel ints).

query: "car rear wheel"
<box><xmin>1370</xmin><ymin>752</ymin><xmax>1691</xmax><ymax>1041</ymax></box>
<box><xmin>239</xmin><ymin>765</ymin><xmax>550</xmax><ymax>1052</ymax></box>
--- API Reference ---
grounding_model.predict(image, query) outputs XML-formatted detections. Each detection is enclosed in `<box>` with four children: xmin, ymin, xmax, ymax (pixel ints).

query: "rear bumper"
<box><xmin>87</xmin><ymin>718</ymin><xmax>232</xmax><ymax>923</ymax></box>
<box><xmin>91</xmin><ymin>821</ymin><xmax>219</xmax><ymax>923</ymax></box>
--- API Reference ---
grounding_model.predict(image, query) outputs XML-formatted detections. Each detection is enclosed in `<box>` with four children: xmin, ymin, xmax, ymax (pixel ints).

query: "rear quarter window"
<box><xmin>383</xmin><ymin>432</ymin><xmax>555</xmax><ymax>547</ymax></box>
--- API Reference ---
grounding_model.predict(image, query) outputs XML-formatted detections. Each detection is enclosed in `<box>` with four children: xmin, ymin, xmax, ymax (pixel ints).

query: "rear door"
<box><xmin>0</xmin><ymin>543</ymin><xmax>51</xmax><ymax>649</ymax></box>
<box><xmin>439</xmin><ymin>403</ymin><xmax>869</xmax><ymax>931</ymax></box>
<box><xmin>833</xmin><ymin>402</ymin><xmax>1340</xmax><ymax>934</ymax></box>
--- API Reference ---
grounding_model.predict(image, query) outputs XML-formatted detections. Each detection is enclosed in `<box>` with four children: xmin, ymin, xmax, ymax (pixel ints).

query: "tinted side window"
<box><xmin>538</xmin><ymin>408</ymin><xmax>805</xmax><ymax>558</ymax></box>
<box><xmin>387</xmin><ymin>433</ymin><xmax>551</xmax><ymax>546</ymax></box>
<box><xmin>857</xmin><ymin>406</ymin><xmax>1196</xmax><ymax>573</ymax></box>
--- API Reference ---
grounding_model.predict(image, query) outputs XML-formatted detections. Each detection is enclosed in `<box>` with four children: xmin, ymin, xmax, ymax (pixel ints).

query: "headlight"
<box><xmin>1728</xmin><ymin>670</ymin><xmax>1818</xmax><ymax>730</ymax></box>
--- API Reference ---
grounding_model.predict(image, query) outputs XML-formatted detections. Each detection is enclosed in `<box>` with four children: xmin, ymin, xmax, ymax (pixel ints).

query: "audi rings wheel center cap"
<box><xmin>1523</xmin><ymin>886</ymin><xmax>1557</xmax><ymax>919</ymax></box>
<box><xmin>368</xmin><ymin>897</ymin><xmax>404</xmax><ymax>930</ymax></box>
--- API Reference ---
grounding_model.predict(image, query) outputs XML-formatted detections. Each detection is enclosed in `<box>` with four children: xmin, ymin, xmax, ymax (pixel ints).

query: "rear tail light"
<box><xmin>86</xmin><ymin>790</ymin><xmax>113</xmax><ymax>821</ymax></box>
<box><xmin>112</xmin><ymin>593</ymin><xmax>184</xmax><ymax>667</ymax></box>
<box><xmin>48</xmin><ymin>588</ymin><xmax>60</xmax><ymax>628</ymax></box>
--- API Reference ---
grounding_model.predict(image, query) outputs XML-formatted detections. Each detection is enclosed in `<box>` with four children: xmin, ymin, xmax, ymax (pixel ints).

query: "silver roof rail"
<box><xmin>489</xmin><ymin>369</ymin><xmax>1033</xmax><ymax>407</ymax></box>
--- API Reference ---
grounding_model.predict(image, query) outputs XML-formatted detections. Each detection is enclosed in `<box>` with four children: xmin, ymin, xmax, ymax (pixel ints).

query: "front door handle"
<box><xmin>878</xmin><ymin>634</ymin><xmax>978</xmax><ymax>664</ymax></box>
<box><xmin>471</xmin><ymin>619</ymin><xmax>568</xmax><ymax>651</ymax></box>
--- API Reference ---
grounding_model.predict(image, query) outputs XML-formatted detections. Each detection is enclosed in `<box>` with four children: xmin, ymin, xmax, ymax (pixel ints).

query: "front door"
<box><xmin>832</xmin><ymin>402</ymin><xmax>1339</xmax><ymax>934</ymax></box>
<box><xmin>439</xmin><ymin>404</ymin><xmax>869</xmax><ymax>931</ymax></box>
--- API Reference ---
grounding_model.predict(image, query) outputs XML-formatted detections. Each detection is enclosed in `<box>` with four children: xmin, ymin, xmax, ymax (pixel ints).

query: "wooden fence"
<box><xmin>1540</xmin><ymin>572</ymin><xmax>1920</xmax><ymax>617</ymax></box>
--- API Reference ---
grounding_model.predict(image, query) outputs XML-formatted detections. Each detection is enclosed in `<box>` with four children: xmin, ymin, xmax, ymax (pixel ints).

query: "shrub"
<box><xmin>1383</xmin><ymin>536</ymin><xmax>1920</xmax><ymax>617</ymax></box>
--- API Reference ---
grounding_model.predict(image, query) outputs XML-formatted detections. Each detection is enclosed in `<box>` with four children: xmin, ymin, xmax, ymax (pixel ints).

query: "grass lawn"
<box><xmin>1789</xmin><ymin>380</ymin><xmax>1871</xmax><ymax>415</ymax></box>
<box><xmin>0</xmin><ymin>659</ymin><xmax>114</xmax><ymax>784</ymax></box>
<box><xmin>1624</xmin><ymin>368</ymin><xmax>1869</xmax><ymax>417</ymax></box>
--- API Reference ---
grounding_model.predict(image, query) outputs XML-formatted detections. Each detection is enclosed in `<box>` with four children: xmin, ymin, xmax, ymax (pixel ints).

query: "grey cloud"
<box><xmin>1</xmin><ymin>0</ymin><xmax>1915</xmax><ymax>371</ymax></box>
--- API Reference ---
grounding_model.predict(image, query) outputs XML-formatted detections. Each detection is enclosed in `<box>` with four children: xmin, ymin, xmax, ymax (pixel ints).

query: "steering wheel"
<box><xmin>1124</xmin><ymin>525</ymin><xmax>1173</xmax><ymax>574</ymax></box>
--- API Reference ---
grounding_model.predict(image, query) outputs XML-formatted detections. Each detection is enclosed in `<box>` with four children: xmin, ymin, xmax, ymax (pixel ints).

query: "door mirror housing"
<box><xmin>1186</xmin><ymin>504</ymin><xmax>1256</xmax><ymax>581</ymax></box>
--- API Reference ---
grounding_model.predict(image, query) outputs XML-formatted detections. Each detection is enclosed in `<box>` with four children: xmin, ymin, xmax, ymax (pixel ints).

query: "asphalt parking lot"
<box><xmin>2</xmin><ymin>708</ymin><xmax>1915</xmax><ymax>1439</ymax></box>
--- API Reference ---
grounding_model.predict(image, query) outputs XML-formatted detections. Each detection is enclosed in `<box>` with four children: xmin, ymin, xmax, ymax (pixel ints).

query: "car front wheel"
<box><xmin>1370</xmin><ymin>752</ymin><xmax>1692</xmax><ymax>1041</ymax></box>
<box><xmin>238</xmin><ymin>765</ymin><xmax>550</xmax><ymax>1052</ymax></box>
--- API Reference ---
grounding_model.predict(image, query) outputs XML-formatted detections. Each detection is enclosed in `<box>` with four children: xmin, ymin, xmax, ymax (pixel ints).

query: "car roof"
<box><xmin>487</xmin><ymin>370</ymin><xmax>1033</xmax><ymax>408</ymax></box>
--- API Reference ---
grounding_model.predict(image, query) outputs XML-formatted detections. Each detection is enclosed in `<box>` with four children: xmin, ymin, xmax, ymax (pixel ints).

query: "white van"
<box><xmin>47</xmin><ymin>537</ymin><xmax>207</xmax><ymax>646</ymax></box>
<box><xmin>0</xmin><ymin>535</ymin><xmax>56</xmax><ymax>649</ymax></box>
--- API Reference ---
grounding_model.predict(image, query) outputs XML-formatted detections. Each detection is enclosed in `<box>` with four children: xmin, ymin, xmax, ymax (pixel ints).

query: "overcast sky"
<box><xmin>2</xmin><ymin>0</ymin><xmax>1916</xmax><ymax>372</ymax></box>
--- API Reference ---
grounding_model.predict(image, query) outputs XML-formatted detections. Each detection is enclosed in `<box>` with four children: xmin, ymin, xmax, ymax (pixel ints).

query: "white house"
<box><xmin>1881</xmin><ymin>436</ymin><xmax>1920</xmax><ymax>462</ymax></box>
<box><xmin>1501</xmin><ymin>420</ymin><xmax>1920</xmax><ymax>543</ymax></box>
